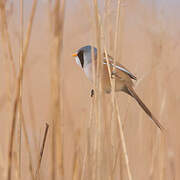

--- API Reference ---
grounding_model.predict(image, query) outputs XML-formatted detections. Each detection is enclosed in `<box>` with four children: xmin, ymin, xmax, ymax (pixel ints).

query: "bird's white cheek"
<box><xmin>75</xmin><ymin>57</ymin><xmax>81</xmax><ymax>67</ymax></box>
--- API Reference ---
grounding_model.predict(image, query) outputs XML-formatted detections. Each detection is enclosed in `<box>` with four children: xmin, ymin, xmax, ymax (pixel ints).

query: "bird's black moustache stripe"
<box><xmin>77</xmin><ymin>51</ymin><xmax>84</xmax><ymax>68</ymax></box>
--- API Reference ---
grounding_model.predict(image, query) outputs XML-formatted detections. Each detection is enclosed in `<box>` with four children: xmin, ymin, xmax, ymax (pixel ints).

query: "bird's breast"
<box><xmin>84</xmin><ymin>63</ymin><xmax>93</xmax><ymax>81</ymax></box>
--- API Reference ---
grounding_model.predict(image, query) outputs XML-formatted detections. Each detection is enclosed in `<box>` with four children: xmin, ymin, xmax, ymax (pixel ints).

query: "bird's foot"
<box><xmin>91</xmin><ymin>89</ymin><xmax>95</xmax><ymax>98</ymax></box>
<box><xmin>111</xmin><ymin>71</ymin><xmax>116</xmax><ymax>79</ymax></box>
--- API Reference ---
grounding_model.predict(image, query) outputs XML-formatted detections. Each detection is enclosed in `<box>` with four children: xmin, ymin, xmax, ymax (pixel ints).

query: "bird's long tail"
<box><xmin>125</xmin><ymin>85</ymin><xmax>164</xmax><ymax>131</ymax></box>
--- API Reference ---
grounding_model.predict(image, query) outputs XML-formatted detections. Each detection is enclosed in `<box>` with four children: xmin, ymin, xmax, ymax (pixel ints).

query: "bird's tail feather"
<box><xmin>125</xmin><ymin>85</ymin><xmax>164</xmax><ymax>131</ymax></box>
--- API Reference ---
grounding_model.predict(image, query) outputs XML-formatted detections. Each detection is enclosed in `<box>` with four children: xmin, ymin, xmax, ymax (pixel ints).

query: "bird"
<box><xmin>72</xmin><ymin>45</ymin><xmax>164</xmax><ymax>131</ymax></box>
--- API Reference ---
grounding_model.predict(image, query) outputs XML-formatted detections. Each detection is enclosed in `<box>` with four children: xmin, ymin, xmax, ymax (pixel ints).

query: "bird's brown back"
<box><xmin>101</xmin><ymin>62</ymin><xmax>134</xmax><ymax>93</ymax></box>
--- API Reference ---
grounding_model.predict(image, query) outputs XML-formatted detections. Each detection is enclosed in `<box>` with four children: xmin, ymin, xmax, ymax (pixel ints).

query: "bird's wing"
<box><xmin>103</xmin><ymin>54</ymin><xmax>137</xmax><ymax>80</ymax></box>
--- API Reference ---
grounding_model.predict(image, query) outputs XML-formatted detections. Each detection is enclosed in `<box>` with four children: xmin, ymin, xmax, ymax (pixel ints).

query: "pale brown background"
<box><xmin>0</xmin><ymin>0</ymin><xmax>180</xmax><ymax>179</ymax></box>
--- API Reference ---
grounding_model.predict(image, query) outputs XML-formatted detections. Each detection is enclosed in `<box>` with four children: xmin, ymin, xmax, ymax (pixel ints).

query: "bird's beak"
<box><xmin>72</xmin><ymin>52</ymin><xmax>77</xmax><ymax>57</ymax></box>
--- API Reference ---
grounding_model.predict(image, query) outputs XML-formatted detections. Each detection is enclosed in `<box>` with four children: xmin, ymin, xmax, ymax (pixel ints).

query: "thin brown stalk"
<box><xmin>13</xmin><ymin>151</ymin><xmax>20</xmax><ymax>179</ymax></box>
<box><xmin>0</xmin><ymin>0</ymin><xmax>16</xmax><ymax>77</ymax></box>
<box><xmin>72</xmin><ymin>152</ymin><xmax>80</xmax><ymax>180</ymax></box>
<box><xmin>17</xmin><ymin>0</ymin><xmax>24</xmax><ymax>178</ymax></box>
<box><xmin>85</xmin><ymin>92</ymin><xmax>96</xmax><ymax>180</ymax></box>
<box><xmin>49</xmin><ymin>0</ymin><xmax>65</xmax><ymax>179</ymax></box>
<box><xmin>0</xmin><ymin>1</ymin><xmax>15</xmax><ymax>113</ymax></box>
<box><xmin>103</xmin><ymin>2</ymin><xmax>126</xmax><ymax>178</ymax></box>
<box><xmin>21</xmin><ymin>110</ymin><xmax>35</xmax><ymax>180</ymax></box>
<box><xmin>7</xmin><ymin>0</ymin><xmax>38</xmax><ymax>179</ymax></box>
<box><xmin>104</xmin><ymin>49</ymin><xmax>122</xmax><ymax>179</ymax></box>
<box><xmin>92</xmin><ymin>0</ymin><xmax>103</xmax><ymax>179</ymax></box>
<box><xmin>102</xmin><ymin>3</ymin><xmax>116</xmax><ymax>174</ymax></box>
<box><xmin>72</xmin><ymin>132</ymin><xmax>81</xmax><ymax>180</ymax></box>
<box><xmin>110</xmin><ymin>142</ymin><xmax>121</xmax><ymax>180</ymax></box>
<box><xmin>115</xmin><ymin>100</ymin><xmax>132</xmax><ymax>180</ymax></box>
<box><xmin>22</xmin><ymin>0</ymin><xmax>38</xmax><ymax>61</ymax></box>
<box><xmin>104</xmin><ymin>1</ymin><xmax>127</xmax><ymax>178</ymax></box>
<box><xmin>80</xmin><ymin>150</ymin><xmax>87</xmax><ymax>180</ymax></box>
<box><xmin>110</xmin><ymin>0</ymin><xmax>123</xmax><ymax>161</ymax></box>
<box><xmin>35</xmin><ymin>123</ymin><xmax>49</xmax><ymax>180</ymax></box>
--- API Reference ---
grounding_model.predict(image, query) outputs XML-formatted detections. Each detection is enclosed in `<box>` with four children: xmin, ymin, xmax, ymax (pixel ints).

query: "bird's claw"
<box><xmin>111</xmin><ymin>71</ymin><xmax>116</xmax><ymax>79</ymax></box>
<box><xmin>91</xmin><ymin>89</ymin><xmax>95</xmax><ymax>97</ymax></box>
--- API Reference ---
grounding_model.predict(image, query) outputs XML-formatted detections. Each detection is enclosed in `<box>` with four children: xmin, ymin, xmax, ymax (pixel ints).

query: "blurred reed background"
<box><xmin>0</xmin><ymin>0</ymin><xmax>180</xmax><ymax>179</ymax></box>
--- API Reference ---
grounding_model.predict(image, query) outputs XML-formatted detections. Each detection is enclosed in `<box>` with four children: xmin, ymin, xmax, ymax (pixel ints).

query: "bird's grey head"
<box><xmin>72</xmin><ymin>45</ymin><xmax>97</xmax><ymax>68</ymax></box>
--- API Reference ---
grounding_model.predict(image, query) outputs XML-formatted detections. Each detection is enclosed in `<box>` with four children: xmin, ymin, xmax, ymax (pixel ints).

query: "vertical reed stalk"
<box><xmin>0</xmin><ymin>0</ymin><xmax>16</xmax><ymax>77</ymax></box>
<box><xmin>110</xmin><ymin>0</ymin><xmax>122</xmax><ymax>159</ymax></box>
<box><xmin>7</xmin><ymin>0</ymin><xmax>38</xmax><ymax>179</ymax></box>
<box><xmin>49</xmin><ymin>0</ymin><xmax>65</xmax><ymax>179</ymax></box>
<box><xmin>92</xmin><ymin>0</ymin><xmax>103</xmax><ymax>179</ymax></box>
<box><xmin>115</xmin><ymin>100</ymin><xmax>133</xmax><ymax>180</ymax></box>
<box><xmin>17</xmin><ymin>0</ymin><xmax>24</xmax><ymax>178</ymax></box>
<box><xmin>21</xmin><ymin>112</ymin><xmax>35</xmax><ymax>180</ymax></box>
